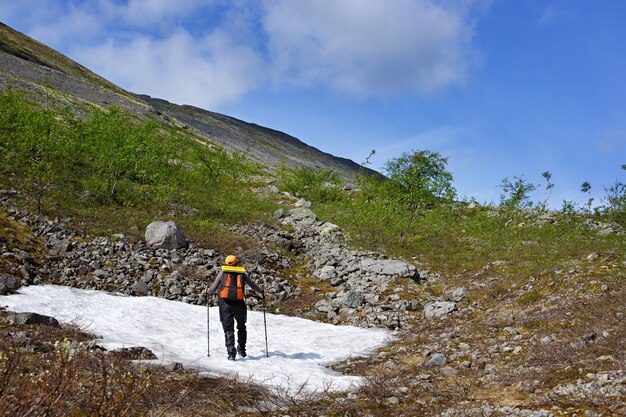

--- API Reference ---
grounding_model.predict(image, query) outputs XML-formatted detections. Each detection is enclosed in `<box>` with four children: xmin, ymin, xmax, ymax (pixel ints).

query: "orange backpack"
<box><xmin>219</xmin><ymin>266</ymin><xmax>246</xmax><ymax>301</ymax></box>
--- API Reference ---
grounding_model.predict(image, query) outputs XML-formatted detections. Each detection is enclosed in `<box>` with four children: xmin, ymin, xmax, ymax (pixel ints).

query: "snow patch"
<box><xmin>1</xmin><ymin>285</ymin><xmax>390</xmax><ymax>393</ymax></box>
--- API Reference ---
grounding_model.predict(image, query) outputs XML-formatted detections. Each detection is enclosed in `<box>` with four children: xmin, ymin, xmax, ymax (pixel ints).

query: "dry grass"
<box><xmin>0</xmin><ymin>313</ymin><xmax>272</xmax><ymax>417</ymax></box>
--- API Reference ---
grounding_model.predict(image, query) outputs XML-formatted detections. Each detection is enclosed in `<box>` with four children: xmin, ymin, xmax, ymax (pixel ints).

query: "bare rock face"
<box><xmin>145</xmin><ymin>221</ymin><xmax>188</xmax><ymax>250</ymax></box>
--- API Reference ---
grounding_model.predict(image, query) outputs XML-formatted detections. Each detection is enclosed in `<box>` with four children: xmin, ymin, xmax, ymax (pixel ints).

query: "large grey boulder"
<box><xmin>360</xmin><ymin>258</ymin><xmax>416</xmax><ymax>277</ymax></box>
<box><xmin>145</xmin><ymin>221</ymin><xmax>188</xmax><ymax>249</ymax></box>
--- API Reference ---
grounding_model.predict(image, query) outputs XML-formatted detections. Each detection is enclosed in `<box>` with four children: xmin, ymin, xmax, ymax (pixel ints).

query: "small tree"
<box><xmin>383</xmin><ymin>150</ymin><xmax>456</xmax><ymax>242</ymax></box>
<box><xmin>581</xmin><ymin>181</ymin><xmax>593</xmax><ymax>213</ymax></box>
<box><xmin>498</xmin><ymin>175</ymin><xmax>538</xmax><ymax>209</ymax></box>
<box><xmin>601</xmin><ymin>164</ymin><xmax>626</xmax><ymax>223</ymax></box>
<box><xmin>539</xmin><ymin>171</ymin><xmax>554</xmax><ymax>210</ymax></box>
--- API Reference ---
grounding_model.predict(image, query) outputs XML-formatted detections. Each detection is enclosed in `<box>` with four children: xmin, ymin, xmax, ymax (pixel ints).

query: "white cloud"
<box><xmin>72</xmin><ymin>29</ymin><xmax>262</xmax><ymax>110</ymax></box>
<box><xmin>537</xmin><ymin>4</ymin><xmax>576</xmax><ymax>25</ymax></box>
<box><xmin>261</xmin><ymin>0</ymin><xmax>481</xmax><ymax>98</ymax></box>
<box><xmin>119</xmin><ymin>0</ymin><xmax>212</xmax><ymax>28</ymax></box>
<box><xmin>28</xmin><ymin>6</ymin><xmax>106</xmax><ymax>45</ymax></box>
<box><xmin>2</xmin><ymin>0</ymin><xmax>487</xmax><ymax>107</ymax></box>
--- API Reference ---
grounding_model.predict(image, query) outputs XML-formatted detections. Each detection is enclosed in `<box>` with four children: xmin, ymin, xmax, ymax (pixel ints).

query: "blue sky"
<box><xmin>1</xmin><ymin>0</ymin><xmax>625</xmax><ymax>207</ymax></box>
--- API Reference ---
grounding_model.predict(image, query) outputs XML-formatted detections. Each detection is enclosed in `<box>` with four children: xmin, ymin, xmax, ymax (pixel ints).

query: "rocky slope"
<box><xmin>2</xmin><ymin>190</ymin><xmax>624</xmax><ymax>416</ymax></box>
<box><xmin>0</xmin><ymin>190</ymin><xmax>426</xmax><ymax>331</ymax></box>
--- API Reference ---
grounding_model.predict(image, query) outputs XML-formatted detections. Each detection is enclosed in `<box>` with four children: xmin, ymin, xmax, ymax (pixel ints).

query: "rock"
<box><xmin>597</xmin><ymin>223</ymin><xmax>622</xmax><ymax>236</ymax></box>
<box><xmin>447</xmin><ymin>287</ymin><xmax>467</xmax><ymax>302</ymax></box>
<box><xmin>441</xmin><ymin>366</ymin><xmax>458</xmax><ymax>376</ymax></box>
<box><xmin>424</xmin><ymin>301</ymin><xmax>456</xmax><ymax>318</ymax></box>
<box><xmin>168</xmin><ymin>362</ymin><xmax>184</xmax><ymax>371</ymax></box>
<box><xmin>340</xmin><ymin>291</ymin><xmax>365</xmax><ymax>308</ymax></box>
<box><xmin>504</xmin><ymin>327</ymin><xmax>520</xmax><ymax>336</ymax></box>
<box><xmin>294</xmin><ymin>198</ymin><xmax>311</xmax><ymax>208</ymax></box>
<box><xmin>273</xmin><ymin>208</ymin><xmax>286</xmax><ymax>219</ymax></box>
<box><xmin>313</xmin><ymin>265</ymin><xmax>336</xmax><ymax>280</ymax></box>
<box><xmin>93</xmin><ymin>269</ymin><xmax>108</xmax><ymax>279</ymax></box>
<box><xmin>314</xmin><ymin>299</ymin><xmax>334</xmax><ymax>313</ymax></box>
<box><xmin>145</xmin><ymin>221</ymin><xmax>188</xmax><ymax>249</ymax></box>
<box><xmin>5</xmin><ymin>312</ymin><xmax>59</xmax><ymax>327</ymax></box>
<box><xmin>319</xmin><ymin>223</ymin><xmax>340</xmax><ymax>236</ymax></box>
<box><xmin>132</xmin><ymin>280</ymin><xmax>150</xmax><ymax>296</ymax></box>
<box><xmin>48</xmin><ymin>238</ymin><xmax>73</xmax><ymax>253</ymax></box>
<box><xmin>285</xmin><ymin>208</ymin><xmax>317</xmax><ymax>225</ymax></box>
<box><xmin>265</xmin><ymin>185</ymin><xmax>280</xmax><ymax>194</ymax></box>
<box><xmin>534</xmin><ymin>212</ymin><xmax>557</xmax><ymax>226</ymax></box>
<box><xmin>360</xmin><ymin>258</ymin><xmax>416</xmax><ymax>277</ymax></box>
<box><xmin>425</xmin><ymin>353</ymin><xmax>447</xmax><ymax>366</ymax></box>
<box><xmin>0</xmin><ymin>274</ymin><xmax>20</xmax><ymax>295</ymax></box>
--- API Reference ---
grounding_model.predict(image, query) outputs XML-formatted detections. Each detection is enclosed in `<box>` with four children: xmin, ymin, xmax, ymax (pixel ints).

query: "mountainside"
<box><xmin>0</xmin><ymin>22</ymin><xmax>373</xmax><ymax>181</ymax></box>
<box><xmin>1</xmin><ymin>21</ymin><xmax>624</xmax><ymax>417</ymax></box>
<box><xmin>137</xmin><ymin>94</ymin><xmax>375</xmax><ymax>179</ymax></box>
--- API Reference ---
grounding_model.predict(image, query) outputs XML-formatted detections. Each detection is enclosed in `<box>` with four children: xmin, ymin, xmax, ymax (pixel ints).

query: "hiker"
<box><xmin>205</xmin><ymin>255</ymin><xmax>263</xmax><ymax>360</ymax></box>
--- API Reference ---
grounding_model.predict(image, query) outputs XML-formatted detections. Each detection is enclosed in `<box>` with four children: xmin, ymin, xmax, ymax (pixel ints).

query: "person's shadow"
<box><xmin>244</xmin><ymin>351</ymin><xmax>321</xmax><ymax>360</ymax></box>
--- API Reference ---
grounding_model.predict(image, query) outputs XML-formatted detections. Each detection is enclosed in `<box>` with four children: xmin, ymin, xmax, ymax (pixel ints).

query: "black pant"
<box><xmin>219</xmin><ymin>299</ymin><xmax>247</xmax><ymax>356</ymax></box>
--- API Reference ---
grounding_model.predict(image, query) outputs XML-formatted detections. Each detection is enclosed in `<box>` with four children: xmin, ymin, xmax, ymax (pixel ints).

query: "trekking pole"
<box><xmin>206</xmin><ymin>292</ymin><xmax>211</xmax><ymax>357</ymax></box>
<box><xmin>262</xmin><ymin>291</ymin><xmax>268</xmax><ymax>358</ymax></box>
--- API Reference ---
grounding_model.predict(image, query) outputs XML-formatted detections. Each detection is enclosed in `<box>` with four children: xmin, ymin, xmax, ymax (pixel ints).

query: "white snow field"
<box><xmin>1</xmin><ymin>285</ymin><xmax>391</xmax><ymax>393</ymax></box>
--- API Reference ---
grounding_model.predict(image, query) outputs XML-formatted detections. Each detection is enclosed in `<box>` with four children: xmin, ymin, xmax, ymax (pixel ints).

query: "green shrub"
<box><xmin>278</xmin><ymin>166</ymin><xmax>345</xmax><ymax>203</ymax></box>
<box><xmin>600</xmin><ymin>164</ymin><xmax>626</xmax><ymax>225</ymax></box>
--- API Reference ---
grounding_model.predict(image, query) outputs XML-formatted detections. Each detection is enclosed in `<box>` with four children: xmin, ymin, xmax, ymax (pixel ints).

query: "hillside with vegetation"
<box><xmin>0</xmin><ymin>22</ymin><xmax>374</xmax><ymax>183</ymax></box>
<box><xmin>0</xmin><ymin>23</ymin><xmax>625</xmax><ymax>417</ymax></box>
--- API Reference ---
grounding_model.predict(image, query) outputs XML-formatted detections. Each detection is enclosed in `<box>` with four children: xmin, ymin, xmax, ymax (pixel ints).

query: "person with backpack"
<box><xmin>205</xmin><ymin>255</ymin><xmax>263</xmax><ymax>360</ymax></box>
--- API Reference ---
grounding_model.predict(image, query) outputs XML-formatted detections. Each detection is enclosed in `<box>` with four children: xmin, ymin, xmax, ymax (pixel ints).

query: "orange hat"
<box><xmin>225</xmin><ymin>255</ymin><xmax>237</xmax><ymax>266</ymax></box>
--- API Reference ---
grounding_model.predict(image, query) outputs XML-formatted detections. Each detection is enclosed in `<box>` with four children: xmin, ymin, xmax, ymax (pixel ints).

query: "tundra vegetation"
<box><xmin>1</xmin><ymin>90</ymin><xmax>624</xmax><ymax>415</ymax></box>
<box><xmin>0</xmin><ymin>90</ymin><xmax>275</xmax><ymax>249</ymax></box>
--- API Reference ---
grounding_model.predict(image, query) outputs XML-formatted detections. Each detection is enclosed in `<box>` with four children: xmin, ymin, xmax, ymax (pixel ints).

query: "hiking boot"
<box><xmin>238</xmin><ymin>350</ymin><xmax>247</xmax><ymax>358</ymax></box>
<box><xmin>227</xmin><ymin>354</ymin><xmax>236</xmax><ymax>361</ymax></box>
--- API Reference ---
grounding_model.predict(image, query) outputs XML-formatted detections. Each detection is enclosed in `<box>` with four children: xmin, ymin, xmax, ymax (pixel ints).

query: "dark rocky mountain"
<box><xmin>0</xmin><ymin>22</ymin><xmax>375</xmax><ymax>181</ymax></box>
